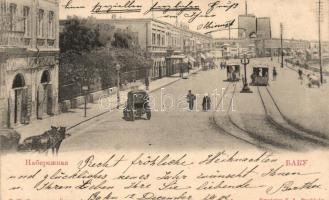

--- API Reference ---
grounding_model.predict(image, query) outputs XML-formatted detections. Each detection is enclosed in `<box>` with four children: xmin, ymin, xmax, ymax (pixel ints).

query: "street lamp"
<box><xmin>116</xmin><ymin>63</ymin><xmax>121</xmax><ymax>109</ymax></box>
<box><xmin>82</xmin><ymin>85</ymin><xmax>89</xmax><ymax>117</ymax></box>
<box><xmin>240</xmin><ymin>53</ymin><xmax>252</xmax><ymax>93</ymax></box>
<box><xmin>280</xmin><ymin>23</ymin><xmax>284</xmax><ymax>68</ymax></box>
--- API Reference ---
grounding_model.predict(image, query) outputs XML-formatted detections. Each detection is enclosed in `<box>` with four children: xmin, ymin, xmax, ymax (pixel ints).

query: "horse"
<box><xmin>49</xmin><ymin>127</ymin><xmax>70</xmax><ymax>155</ymax></box>
<box><xmin>18</xmin><ymin>126</ymin><xmax>70</xmax><ymax>155</ymax></box>
<box><xmin>307</xmin><ymin>74</ymin><xmax>320</xmax><ymax>88</ymax></box>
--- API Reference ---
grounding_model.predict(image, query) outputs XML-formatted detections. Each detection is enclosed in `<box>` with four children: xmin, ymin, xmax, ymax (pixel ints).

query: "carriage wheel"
<box><xmin>130</xmin><ymin>111</ymin><xmax>135</xmax><ymax>121</ymax></box>
<box><xmin>146</xmin><ymin>112</ymin><xmax>151</xmax><ymax>120</ymax></box>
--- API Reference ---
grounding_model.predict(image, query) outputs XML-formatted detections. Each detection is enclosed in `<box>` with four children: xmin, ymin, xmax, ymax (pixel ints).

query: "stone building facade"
<box><xmin>94</xmin><ymin>18</ymin><xmax>213</xmax><ymax>80</ymax></box>
<box><xmin>0</xmin><ymin>0</ymin><xmax>59</xmax><ymax>128</ymax></box>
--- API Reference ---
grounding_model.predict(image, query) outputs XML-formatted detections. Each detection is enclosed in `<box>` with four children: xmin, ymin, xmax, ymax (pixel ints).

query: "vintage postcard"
<box><xmin>0</xmin><ymin>0</ymin><xmax>329</xmax><ymax>199</ymax></box>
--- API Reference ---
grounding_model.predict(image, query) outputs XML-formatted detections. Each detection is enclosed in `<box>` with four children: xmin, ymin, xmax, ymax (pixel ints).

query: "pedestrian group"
<box><xmin>186</xmin><ymin>90</ymin><xmax>212</xmax><ymax>112</ymax></box>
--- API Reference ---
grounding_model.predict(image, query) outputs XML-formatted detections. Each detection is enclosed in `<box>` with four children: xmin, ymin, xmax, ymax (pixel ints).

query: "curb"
<box><xmin>67</xmin><ymin>69</ymin><xmax>200</xmax><ymax>132</ymax></box>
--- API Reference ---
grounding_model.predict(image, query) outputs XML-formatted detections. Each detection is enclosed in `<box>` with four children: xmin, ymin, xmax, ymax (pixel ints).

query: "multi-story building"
<box><xmin>308</xmin><ymin>40</ymin><xmax>329</xmax><ymax>60</ymax></box>
<box><xmin>256</xmin><ymin>17</ymin><xmax>271</xmax><ymax>39</ymax></box>
<box><xmin>214</xmin><ymin>38</ymin><xmax>256</xmax><ymax>58</ymax></box>
<box><xmin>0</xmin><ymin>0</ymin><xmax>59</xmax><ymax>128</ymax></box>
<box><xmin>214</xmin><ymin>37</ymin><xmax>312</xmax><ymax>58</ymax></box>
<box><xmin>238</xmin><ymin>14</ymin><xmax>257</xmax><ymax>39</ymax></box>
<box><xmin>94</xmin><ymin>18</ymin><xmax>213</xmax><ymax>80</ymax></box>
<box><xmin>253</xmin><ymin>38</ymin><xmax>310</xmax><ymax>57</ymax></box>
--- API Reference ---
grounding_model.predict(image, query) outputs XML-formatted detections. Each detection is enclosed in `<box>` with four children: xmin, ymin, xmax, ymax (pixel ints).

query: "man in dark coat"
<box><xmin>202</xmin><ymin>94</ymin><xmax>211</xmax><ymax>111</ymax></box>
<box><xmin>186</xmin><ymin>90</ymin><xmax>196</xmax><ymax>111</ymax></box>
<box><xmin>272</xmin><ymin>67</ymin><xmax>277</xmax><ymax>81</ymax></box>
<box><xmin>298</xmin><ymin>69</ymin><xmax>303</xmax><ymax>84</ymax></box>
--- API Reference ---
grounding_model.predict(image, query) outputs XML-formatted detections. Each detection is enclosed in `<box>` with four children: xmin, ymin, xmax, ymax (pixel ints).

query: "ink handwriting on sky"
<box><xmin>63</xmin><ymin>0</ymin><xmax>239</xmax><ymax>22</ymax></box>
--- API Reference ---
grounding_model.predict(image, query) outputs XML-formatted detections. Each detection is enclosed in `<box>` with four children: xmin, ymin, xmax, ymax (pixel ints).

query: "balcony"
<box><xmin>147</xmin><ymin>46</ymin><xmax>167</xmax><ymax>52</ymax></box>
<box><xmin>0</xmin><ymin>31</ymin><xmax>25</xmax><ymax>47</ymax></box>
<box><xmin>47</xmin><ymin>39</ymin><xmax>55</xmax><ymax>47</ymax></box>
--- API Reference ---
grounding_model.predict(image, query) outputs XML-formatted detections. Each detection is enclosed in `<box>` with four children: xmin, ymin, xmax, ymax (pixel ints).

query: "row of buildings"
<box><xmin>218</xmin><ymin>1</ymin><xmax>329</xmax><ymax>60</ymax></box>
<box><xmin>0</xmin><ymin>0</ymin><xmax>328</xmax><ymax>129</ymax></box>
<box><xmin>213</xmin><ymin>37</ymin><xmax>328</xmax><ymax>59</ymax></box>
<box><xmin>0</xmin><ymin>0</ymin><xmax>215</xmax><ymax>129</ymax></box>
<box><xmin>93</xmin><ymin>18</ymin><xmax>214</xmax><ymax>80</ymax></box>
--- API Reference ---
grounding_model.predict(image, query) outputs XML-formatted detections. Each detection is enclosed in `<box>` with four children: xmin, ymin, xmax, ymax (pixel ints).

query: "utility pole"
<box><xmin>245</xmin><ymin>0</ymin><xmax>248</xmax><ymax>15</ymax></box>
<box><xmin>280</xmin><ymin>23</ymin><xmax>284</xmax><ymax>68</ymax></box>
<box><xmin>176</xmin><ymin>10</ymin><xmax>179</xmax><ymax>27</ymax></box>
<box><xmin>228</xmin><ymin>26</ymin><xmax>231</xmax><ymax>40</ymax></box>
<box><xmin>151</xmin><ymin>0</ymin><xmax>154</xmax><ymax>19</ymax></box>
<box><xmin>317</xmin><ymin>0</ymin><xmax>323</xmax><ymax>84</ymax></box>
<box><xmin>240</xmin><ymin>54</ymin><xmax>252</xmax><ymax>93</ymax></box>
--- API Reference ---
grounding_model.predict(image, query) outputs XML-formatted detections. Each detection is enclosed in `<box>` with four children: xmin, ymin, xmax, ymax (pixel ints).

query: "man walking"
<box><xmin>202</xmin><ymin>93</ymin><xmax>211</xmax><ymax>111</ymax></box>
<box><xmin>298</xmin><ymin>69</ymin><xmax>303</xmax><ymax>84</ymax></box>
<box><xmin>272</xmin><ymin>67</ymin><xmax>277</xmax><ymax>81</ymax></box>
<box><xmin>186</xmin><ymin>90</ymin><xmax>196</xmax><ymax>111</ymax></box>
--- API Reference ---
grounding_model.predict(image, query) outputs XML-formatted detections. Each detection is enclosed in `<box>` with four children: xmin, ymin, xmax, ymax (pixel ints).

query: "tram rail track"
<box><xmin>210</xmin><ymin>82</ymin><xmax>270</xmax><ymax>151</ymax></box>
<box><xmin>226</xmin><ymin>84</ymin><xmax>296</xmax><ymax>151</ymax></box>
<box><xmin>257</xmin><ymin>86</ymin><xmax>329</xmax><ymax>147</ymax></box>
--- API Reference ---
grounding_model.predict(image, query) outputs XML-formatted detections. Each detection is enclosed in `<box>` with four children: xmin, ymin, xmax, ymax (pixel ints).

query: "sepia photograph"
<box><xmin>0</xmin><ymin>0</ymin><xmax>329</xmax><ymax>199</ymax></box>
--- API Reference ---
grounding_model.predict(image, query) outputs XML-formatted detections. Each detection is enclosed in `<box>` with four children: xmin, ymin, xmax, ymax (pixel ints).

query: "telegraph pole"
<box><xmin>280</xmin><ymin>23</ymin><xmax>284</xmax><ymax>68</ymax></box>
<box><xmin>151</xmin><ymin>0</ymin><xmax>154</xmax><ymax>19</ymax></box>
<box><xmin>228</xmin><ymin>26</ymin><xmax>231</xmax><ymax>40</ymax></box>
<box><xmin>317</xmin><ymin>0</ymin><xmax>323</xmax><ymax>84</ymax></box>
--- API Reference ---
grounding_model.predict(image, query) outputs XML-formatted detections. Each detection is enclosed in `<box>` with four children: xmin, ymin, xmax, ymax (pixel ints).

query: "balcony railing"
<box><xmin>147</xmin><ymin>46</ymin><xmax>167</xmax><ymax>52</ymax></box>
<box><xmin>0</xmin><ymin>31</ymin><xmax>58</xmax><ymax>50</ymax></box>
<box><xmin>0</xmin><ymin>31</ymin><xmax>25</xmax><ymax>47</ymax></box>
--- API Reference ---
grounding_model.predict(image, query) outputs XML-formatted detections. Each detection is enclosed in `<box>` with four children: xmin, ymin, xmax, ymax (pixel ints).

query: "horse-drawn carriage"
<box><xmin>226</xmin><ymin>64</ymin><xmax>241</xmax><ymax>82</ymax></box>
<box><xmin>307</xmin><ymin>74</ymin><xmax>321</xmax><ymax>88</ymax></box>
<box><xmin>18</xmin><ymin>126</ymin><xmax>69</xmax><ymax>155</ymax></box>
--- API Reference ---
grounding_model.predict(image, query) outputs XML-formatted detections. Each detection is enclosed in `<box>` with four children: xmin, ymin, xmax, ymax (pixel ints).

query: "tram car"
<box><xmin>250</xmin><ymin>66</ymin><xmax>269</xmax><ymax>86</ymax></box>
<box><xmin>226</xmin><ymin>64</ymin><xmax>241</xmax><ymax>82</ymax></box>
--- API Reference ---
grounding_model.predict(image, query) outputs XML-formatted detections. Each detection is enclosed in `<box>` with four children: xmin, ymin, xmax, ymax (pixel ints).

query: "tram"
<box><xmin>226</xmin><ymin>64</ymin><xmax>241</xmax><ymax>82</ymax></box>
<box><xmin>250</xmin><ymin>66</ymin><xmax>269</xmax><ymax>86</ymax></box>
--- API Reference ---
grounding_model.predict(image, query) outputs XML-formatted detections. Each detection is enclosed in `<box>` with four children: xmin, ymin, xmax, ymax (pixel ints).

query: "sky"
<box><xmin>59</xmin><ymin>0</ymin><xmax>329</xmax><ymax>41</ymax></box>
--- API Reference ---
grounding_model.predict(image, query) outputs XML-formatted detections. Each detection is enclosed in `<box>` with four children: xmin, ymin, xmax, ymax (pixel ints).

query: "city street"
<box><xmin>60</xmin><ymin>67</ymin><xmax>255</xmax><ymax>152</ymax></box>
<box><xmin>60</xmin><ymin>58</ymin><xmax>329</xmax><ymax>153</ymax></box>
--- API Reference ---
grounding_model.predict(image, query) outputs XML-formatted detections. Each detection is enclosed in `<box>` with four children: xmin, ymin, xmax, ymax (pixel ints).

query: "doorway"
<box><xmin>12</xmin><ymin>74</ymin><xmax>25</xmax><ymax>125</ymax></box>
<box><xmin>37</xmin><ymin>70</ymin><xmax>52</xmax><ymax>119</ymax></box>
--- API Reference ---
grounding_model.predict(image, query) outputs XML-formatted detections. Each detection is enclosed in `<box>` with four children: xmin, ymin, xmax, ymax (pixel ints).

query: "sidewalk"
<box><xmin>15</xmin><ymin>68</ymin><xmax>200</xmax><ymax>141</ymax></box>
<box><xmin>268</xmin><ymin>61</ymin><xmax>329</xmax><ymax>139</ymax></box>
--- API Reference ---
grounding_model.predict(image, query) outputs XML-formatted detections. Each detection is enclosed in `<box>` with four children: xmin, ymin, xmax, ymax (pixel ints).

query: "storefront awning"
<box><xmin>187</xmin><ymin>56</ymin><xmax>196</xmax><ymax>62</ymax></box>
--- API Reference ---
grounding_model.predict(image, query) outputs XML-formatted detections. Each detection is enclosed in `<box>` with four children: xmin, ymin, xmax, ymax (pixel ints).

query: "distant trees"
<box><xmin>59</xmin><ymin>16</ymin><xmax>152</xmax><ymax>101</ymax></box>
<box><xmin>111</xmin><ymin>29</ymin><xmax>137</xmax><ymax>48</ymax></box>
<box><xmin>59</xmin><ymin>16</ymin><xmax>104</xmax><ymax>53</ymax></box>
<box><xmin>60</xmin><ymin>16</ymin><xmax>138</xmax><ymax>52</ymax></box>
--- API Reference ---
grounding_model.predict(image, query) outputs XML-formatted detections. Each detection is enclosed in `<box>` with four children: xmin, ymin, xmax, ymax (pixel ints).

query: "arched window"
<box><xmin>41</xmin><ymin>70</ymin><xmax>50</xmax><ymax>84</ymax></box>
<box><xmin>12</xmin><ymin>73</ymin><xmax>25</xmax><ymax>88</ymax></box>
